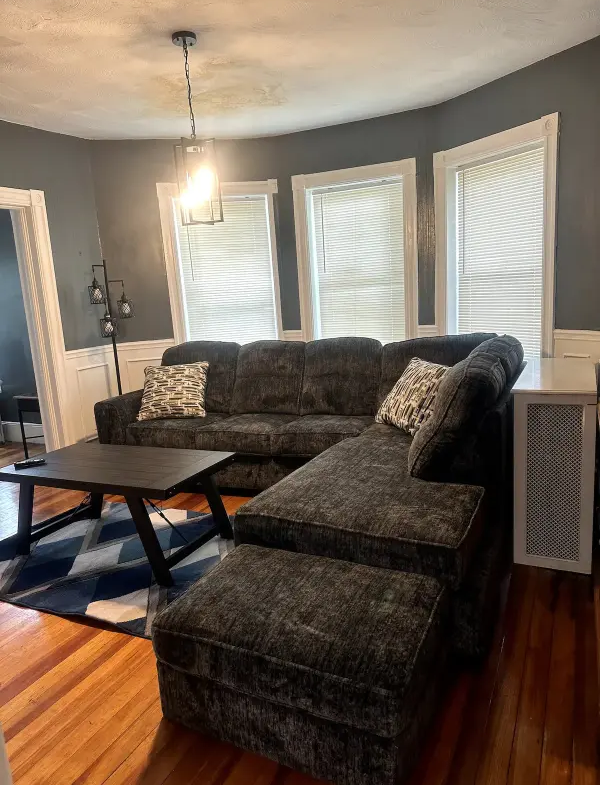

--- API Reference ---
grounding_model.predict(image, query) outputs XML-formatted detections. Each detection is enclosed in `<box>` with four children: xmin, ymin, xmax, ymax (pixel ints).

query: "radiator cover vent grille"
<box><xmin>525</xmin><ymin>402</ymin><xmax>582</xmax><ymax>562</ymax></box>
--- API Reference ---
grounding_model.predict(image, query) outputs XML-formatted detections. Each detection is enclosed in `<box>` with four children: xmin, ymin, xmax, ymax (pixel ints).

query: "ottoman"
<box><xmin>152</xmin><ymin>545</ymin><xmax>449</xmax><ymax>785</ymax></box>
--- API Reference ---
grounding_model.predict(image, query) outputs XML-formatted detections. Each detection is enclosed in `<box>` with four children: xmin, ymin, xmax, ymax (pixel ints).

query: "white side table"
<box><xmin>513</xmin><ymin>358</ymin><xmax>597</xmax><ymax>574</ymax></box>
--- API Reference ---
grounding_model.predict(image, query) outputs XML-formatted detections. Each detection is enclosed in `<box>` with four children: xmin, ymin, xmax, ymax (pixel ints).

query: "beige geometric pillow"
<box><xmin>376</xmin><ymin>357</ymin><xmax>448</xmax><ymax>435</ymax></box>
<box><xmin>137</xmin><ymin>362</ymin><xmax>209</xmax><ymax>421</ymax></box>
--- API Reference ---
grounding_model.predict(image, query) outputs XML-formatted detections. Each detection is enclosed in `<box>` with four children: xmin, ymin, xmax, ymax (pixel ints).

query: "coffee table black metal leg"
<box><xmin>89</xmin><ymin>492</ymin><xmax>104</xmax><ymax>519</ymax></box>
<box><xmin>125</xmin><ymin>496</ymin><xmax>173</xmax><ymax>587</ymax></box>
<box><xmin>16</xmin><ymin>483</ymin><xmax>35</xmax><ymax>556</ymax></box>
<box><xmin>202</xmin><ymin>476</ymin><xmax>233</xmax><ymax>539</ymax></box>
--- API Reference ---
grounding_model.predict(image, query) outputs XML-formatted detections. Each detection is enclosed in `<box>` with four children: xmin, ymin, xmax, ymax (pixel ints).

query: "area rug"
<box><xmin>0</xmin><ymin>502</ymin><xmax>233</xmax><ymax>638</ymax></box>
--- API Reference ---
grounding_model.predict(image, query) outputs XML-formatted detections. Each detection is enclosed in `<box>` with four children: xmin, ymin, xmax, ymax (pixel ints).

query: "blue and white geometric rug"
<box><xmin>0</xmin><ymin>502</ymin><xmax>233</xmax><ymax>638</ymax></box>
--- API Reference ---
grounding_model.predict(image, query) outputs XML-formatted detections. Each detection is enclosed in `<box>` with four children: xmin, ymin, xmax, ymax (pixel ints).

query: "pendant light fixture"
<box><xmin>172</xmin><ymin>31</ymin><xmax>224</xmax><ymax>226</ymax></box>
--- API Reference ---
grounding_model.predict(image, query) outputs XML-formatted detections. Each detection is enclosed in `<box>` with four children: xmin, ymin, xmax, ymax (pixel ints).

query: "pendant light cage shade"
<box><xmin>175</xmin><ymin>137</ymin><xmax>224</xmax><ymax>226</ymax></box>
<box><xmin>117</xmin><ymin>292</ymin><xmax>134</xmax><ymax>319</ymax></box>
<box><xmin>88</xmin><ymin>278</ymin><xmax>106</xmax><ymax>305</ymax></box>
<box><xmin>100</xmin><ymin>313</ymin><xmax>118</xmax><ymax>338</ymax></box>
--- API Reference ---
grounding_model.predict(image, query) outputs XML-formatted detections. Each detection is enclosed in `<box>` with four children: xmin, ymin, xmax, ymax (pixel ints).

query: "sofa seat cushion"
<box><xmin>126</xmin><ymin>413</ymin><xmax>229</xmax><ymax>449</ymax></box>
<box><xmin>235</xmin><ymin>431</ymin><xmax>485</xmax><ymax>589</ymax></box>
<box><xmin>152</xmin><ymin>544</ymin><xmax>448</xmax><ymax>737</ymax></box>
<box><xmin>195</xmin><ymin>413</ymin><xmax>299</xmax><ymax>455</ymax></box>
<box><xmin>271</xmin><ymin>415</ymin><xmax>374</xmax><ymax>456</ymax></box>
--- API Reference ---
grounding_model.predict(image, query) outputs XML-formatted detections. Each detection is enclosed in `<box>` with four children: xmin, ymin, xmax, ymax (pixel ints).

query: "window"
<box><xmin>158</xmin><ymin>180</ymin><xmax>282</xmax><ymax>345</ymax></box>
<box><xmin>292</xmin><ymin>161</ymin><xmax>418</xmax><ymax>343</ymax></box>
<box><xmin>434</xmin><ymin>114</ymin><xmax>559</xmax><ymax>358</ymax></box>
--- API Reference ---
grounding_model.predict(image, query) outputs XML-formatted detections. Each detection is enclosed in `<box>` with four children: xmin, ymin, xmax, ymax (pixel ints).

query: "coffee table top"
<box><xmin>0</xmin><ymin>442</ymin><xmax>235</xmax><ymax>499</ymax></box>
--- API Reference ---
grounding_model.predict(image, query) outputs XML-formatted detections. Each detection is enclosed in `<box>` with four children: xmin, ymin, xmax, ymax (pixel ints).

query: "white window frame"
<box><xmin>157</xmin><ymin>179</ymin><xmax>283</xmax><ymax>344</ymax></box>
<box><xmin>292</xmin><ymin>160</ymin><xmax>419</xmax><ymax>342</ymax></box>
<box><xmin>433</xmin><ymin>113</ymin><xmax>559</xmax><ymax>357</ymax></box>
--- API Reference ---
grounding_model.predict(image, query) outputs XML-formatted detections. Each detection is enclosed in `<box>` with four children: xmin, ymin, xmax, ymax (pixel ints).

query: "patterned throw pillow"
<box><xmin>376</xmin><ymin>357</ymin><xmax>448</xmax><ymax>435</ymax></box>
<box><xmin>137</xmin><ymin>362</ymin><xmax>209</xmax><ymax>421</ymax></box>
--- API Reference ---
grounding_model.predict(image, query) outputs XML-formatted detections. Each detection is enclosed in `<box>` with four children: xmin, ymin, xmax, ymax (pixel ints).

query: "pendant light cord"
<box><xmin>182</xmin><ymin>40</ymin><xmax>196</xmax><ymax>140</ymax></box>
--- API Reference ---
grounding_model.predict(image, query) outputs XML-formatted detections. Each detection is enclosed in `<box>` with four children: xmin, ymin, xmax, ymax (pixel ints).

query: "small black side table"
<box><xmin>13</xmin><ymin>395</ymin><xmax>41</xmax><ymax>459</ymax></box>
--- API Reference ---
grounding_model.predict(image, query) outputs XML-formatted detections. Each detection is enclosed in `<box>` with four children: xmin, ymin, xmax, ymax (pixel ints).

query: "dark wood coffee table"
<box><xmin>0</xmin><ymin>442</ymin><xmax>236</xmax><ymax>587</ymax></box>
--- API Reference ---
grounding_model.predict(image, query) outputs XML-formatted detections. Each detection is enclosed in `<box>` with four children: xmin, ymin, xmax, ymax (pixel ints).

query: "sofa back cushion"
<box><xmin>468</xmin><ymin>334</ymin><xmax>524</xmax><ymax>382</ymax></box>
<box><xmin>231</xmin><ymin>340</ymin><xmax>306</xmax><ymax>414</ymax></box>
<box><xmin>379</xmin><ymin>333</ymin><xmax>496</xmax><ymax>405</ymax></box>
<box><xmin>162</xmin><ymin>341</ymin><xmax>240</xmax><ymax>413</ymax></box>
<box><xmin>301</xmin><ymin>337</ymin><xmax>382</xmax><ymax>416</ymax></box>
<box><xmin>408</xmin><ymin>349</ymin><xmax>507</xmax><ymax>480</ymax></box>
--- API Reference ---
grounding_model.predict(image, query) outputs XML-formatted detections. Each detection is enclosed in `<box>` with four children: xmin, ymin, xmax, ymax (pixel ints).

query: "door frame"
<box><xmin>1</xmin><ymin>187</ymin><xmax>68</xmax><ymax>451</ymax></box>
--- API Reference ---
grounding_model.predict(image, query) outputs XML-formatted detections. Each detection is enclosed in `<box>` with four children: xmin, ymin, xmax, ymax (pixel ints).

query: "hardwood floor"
<box><xmin>0</xmin><ymin>450</ymin><xmax>597</xmax><ymax>785</ymax></box>
<box><xmin>0</xmin><ymin>441</ymin><xmax>45</xmax><ymax>465</ymax></box>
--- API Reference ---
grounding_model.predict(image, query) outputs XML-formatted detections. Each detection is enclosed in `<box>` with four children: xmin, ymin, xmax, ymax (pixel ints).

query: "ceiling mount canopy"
<box><xmin>171</xmin><ymin>31</ymin><xmax>197</xmax><ymax>49</ymax></box>
<box><xmin>172</xmin><ymin>29</ymin><xmax>224</xmax><ymax>226</ymax></box>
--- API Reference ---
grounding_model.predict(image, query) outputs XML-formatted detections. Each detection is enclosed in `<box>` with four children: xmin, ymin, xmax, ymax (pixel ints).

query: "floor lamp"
<box><xmin>87</xmin><ymin>259</ymin><xmax>135</xmax><ymax>396</ymax></box>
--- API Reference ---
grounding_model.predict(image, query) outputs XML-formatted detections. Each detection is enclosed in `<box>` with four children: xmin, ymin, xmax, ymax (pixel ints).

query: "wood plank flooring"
<box><xmin>0</xmin><ymin>443</ymin><xmax>598</xmax><ymax>785</ymax></box>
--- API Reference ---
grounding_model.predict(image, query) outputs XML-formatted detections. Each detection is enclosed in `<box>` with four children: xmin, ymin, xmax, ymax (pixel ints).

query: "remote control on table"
<box><xmin>14</xmin><ymin>457</ymin><xmax>46</xmax><ymax>469</ymax></box>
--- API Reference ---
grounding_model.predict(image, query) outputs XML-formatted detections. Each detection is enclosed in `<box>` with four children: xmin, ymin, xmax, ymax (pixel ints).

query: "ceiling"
<box><xmin>1</xmin><ymin>0</ymin><xmax>599</xmax><ymax>140</ymax></box>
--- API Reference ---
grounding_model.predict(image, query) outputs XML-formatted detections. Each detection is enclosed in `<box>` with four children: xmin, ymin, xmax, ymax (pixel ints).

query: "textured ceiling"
<box><xmin>1</xmin><ymin>0</ymin><xmax>599</xmax><ymax>139</ymax></box>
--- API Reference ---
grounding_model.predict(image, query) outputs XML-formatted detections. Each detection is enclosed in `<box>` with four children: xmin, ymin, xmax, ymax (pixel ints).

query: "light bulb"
<box><xmin>181</xmin><ymin>166</ymin><xmax>215</xmax><ymax>209</ymax></box>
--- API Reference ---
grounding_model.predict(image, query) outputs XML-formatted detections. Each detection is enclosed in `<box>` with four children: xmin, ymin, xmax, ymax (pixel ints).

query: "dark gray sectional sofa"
<box><xmin>95</xmin><ymin>332</ymin><xmax>522</xmax><ymax>659</ymax></box>
<box><xmin>96</xmin><ymin>332</ymin><xmax>523</xmax><ymax>785</ymax></box>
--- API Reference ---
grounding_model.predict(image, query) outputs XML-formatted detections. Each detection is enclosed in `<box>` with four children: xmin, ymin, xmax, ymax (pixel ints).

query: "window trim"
<box><xmin>433</xmin><ymin>113</ymin><xmax>559</xmax><ymax>357</ymax></box>
<box><xmin>157</xmin><ymin>179</ymin><xmax>283</xmax><ymax>344</ymax></box>
<box><xmin>292</xmin><ymin>159</ymin><xmax>419</xmax><ymax>342</ymax></box>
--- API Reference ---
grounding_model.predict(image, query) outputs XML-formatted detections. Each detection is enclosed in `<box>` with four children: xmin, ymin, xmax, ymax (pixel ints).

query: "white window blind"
<box><xmin>175</xmin><ymin>194</ymin><xmax>279</xmax><ymax>344</ymax></box>
<box><xmin>456</xmin><ymin>146</ymin><xmax>545</xmax><ymax>358</ymax></box>
<box><xmin>307</xmin><ymin>178</ymin><xmax>406</xmax><ymax>344</ymax></box>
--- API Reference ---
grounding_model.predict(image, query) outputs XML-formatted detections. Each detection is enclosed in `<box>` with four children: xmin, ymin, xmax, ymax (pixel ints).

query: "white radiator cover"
<box><xmin>513</xmin><ymin>359</ymin><xmax>597</xmax><ymax>575</ymax></box>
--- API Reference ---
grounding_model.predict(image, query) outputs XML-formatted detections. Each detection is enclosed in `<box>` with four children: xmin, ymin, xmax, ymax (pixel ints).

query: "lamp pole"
<box><xmin>91</xmin><ymin>260</ymin><xmax>123</xmax><ymax>395</ymax></box>
<box><xmin>102</xmin><ymin>258</ymin><xmax>122</xmax><ymax>395</ymax></box>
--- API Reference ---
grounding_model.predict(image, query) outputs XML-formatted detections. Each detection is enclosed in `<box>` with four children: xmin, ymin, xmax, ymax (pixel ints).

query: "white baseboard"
<box><xmin>417</xmin><ymin>325</ymin><xmax>440</xmax><ymax>338</ymax></box>
<box><xmin>553</xmin><ymin>329</ymin><xmax>600</xmax><ymax>361</ymax></box>
<box><xmin>63</xmin><ymin>338</ymin><xmax>176</xmax><ymax>443</ymax></box>
<box><xmin>1</xmin><ymin>420</ymin><xmax>44</xmax><ymax>444</ymax></box>
<box><xmin>282</xmin><ymin>330</ymin><xmax>304</xmax><ymax>341</ymax></box>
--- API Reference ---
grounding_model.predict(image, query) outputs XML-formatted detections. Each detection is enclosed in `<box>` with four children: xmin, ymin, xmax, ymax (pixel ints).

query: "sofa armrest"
<box><xmin>94</xmin><ymin>389</ymin><xmax>143</xmax><ymax>445</ymax></box>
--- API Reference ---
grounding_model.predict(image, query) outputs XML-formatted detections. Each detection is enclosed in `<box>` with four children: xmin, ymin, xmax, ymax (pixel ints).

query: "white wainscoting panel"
<box><xmin>76</xmin><ymin>361</ymin><xmax>112</xmax><ymax>440</ymax></box>
<box><xmin>1</xmin><ymin>421</ymin><xmax>44</xmax><ymax>444</ymax></box>
<box><xmin>63</xmin><ymin>339</ymin><xmax>175</xmax><ymax>443</ymax></box>
<box><xmin>553</xmin><ymin>329</ymin><xmax>600</xmax><ymax>362</ymax></box>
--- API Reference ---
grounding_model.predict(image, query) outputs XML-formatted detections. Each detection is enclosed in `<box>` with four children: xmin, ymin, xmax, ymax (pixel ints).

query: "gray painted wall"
<box><xmin>87</xmin><ymin>34</ymin><xmax>600</xmax><ymax>336</ymax></box>
<box><xmin>0</xmin><ymin>210</ymin><xmax>37</xmax><ymax>422</ymax></box>
<box><xmin>0</xmin><ymin>120</ymin><xmax>103</xmax><ymax>351</ymax></box>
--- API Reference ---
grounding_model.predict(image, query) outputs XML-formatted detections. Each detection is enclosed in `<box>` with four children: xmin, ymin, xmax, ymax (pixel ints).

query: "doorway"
<box><xmin>0</xmin><ymin>208</ymin><xmax>45</xmax><ymax>463</ymax></box>
<box><xmin>0</xmin><ymin>187</ymin><xmax>68</xmax><ymax>462</ymax></box>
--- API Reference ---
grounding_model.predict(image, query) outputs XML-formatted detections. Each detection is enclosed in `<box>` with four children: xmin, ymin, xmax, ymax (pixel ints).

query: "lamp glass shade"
<box><xmin>100</xmin><ymin>314</ymin><xmax>118</xmax><ymax>338</ymax></box>
<box><xmin>174</xmin><ymin>138</ymin><xmax>224</xmax><ymax>226</ymax></box>
<box><xmin>117</xmin><ymin>294</ymin><xmax>134</xmax><ymax>319</ymax></box>
<box><xmin>88</xmin><ymin>278</ymin><xmax>106</xmax><ymax>305</ymax></box>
